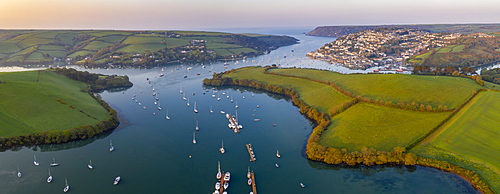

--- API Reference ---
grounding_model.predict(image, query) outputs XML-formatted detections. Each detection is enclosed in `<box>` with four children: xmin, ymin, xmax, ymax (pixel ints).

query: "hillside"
<box><xmin>0</xmin><ymin>30</ymin><xmax>298</xmax><ymax>67</ymax></box>
<box><xmin>307</xmin><ymin>24</ymin><xmax>500</xmax><ymax>37</ymax></box>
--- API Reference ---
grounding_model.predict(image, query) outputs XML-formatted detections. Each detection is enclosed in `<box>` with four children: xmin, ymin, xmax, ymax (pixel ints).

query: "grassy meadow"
<box><xmin>0</xmin><ymin>71</ymin><xmax>109</xmax><ymax>137</ymax></box>
<box><xmin>223</xmin><ymin>67</ymin><xmax>353</xmax><ymax>113</ymax></box>
<box><xmin>319</xmin><ymin>103</ymin><xmax>451</xmax><ymax>151</ymax></box>
<box><xmin>268</xmin><ymin>68</ymin><xmax>481</xmax><ymax>109</ymax></box>
<box><xmin>411</xmin><ymin>91</ymin><xmax>500</xmax><ymax>191</ymax></box>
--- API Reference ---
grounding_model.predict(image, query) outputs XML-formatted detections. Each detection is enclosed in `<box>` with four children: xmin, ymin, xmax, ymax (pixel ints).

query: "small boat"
<box><xmin>275</xmin><ymin>163</ymin><xmax>280</xmax><ymax>168</ymax></box>
<box><xmin>276</xmin><ymin>150</ymin><xmax>281</xmax><ymax>158</ymax></box>
<box><xmin>17</xmin><ymin>166</ymin><xmax>21</xmax><ymax>178</ymax></box>
<box><xmin>109</xmin><ymin>140</ymin><xmax>114</xmax><ymax>152</ymax></box>
<box><xmin>220</xmin><ymin>110</ymin><xmax>225</xmax><ymax>114</ymax></box>
<box><xmin>300</xmin><ymin>182</ymin><xmax>306</xmax><ymax>188</ymax></box>
<box><xmin>166</xmin><ymin>110</ymin><xmax>171</xmax><ymax>120</ymax></box>
<box><xmin>113</xmin><ymin>176</ymin><xmax>121</xmax><ymax>185</ymax></box>
<box><xmin>254</xmin><ymin>119</ymin><xmax>260</xmax><ymax>122</ymax></box>
<box><xmin>235</xmin><ymin>101</ymin><xmax>238</xmax><ymax>109</ymax></box>
<box><xmin>223</xmin><ymin>172</ymin><xmax>230</xmax><ymax>181</ymax></box>
<box><xmin>248</xmin><ymin>178</ymin><xmax>252</xmax><ymax>185</ymax></box>
<box><xmin>223</xmin><ymin>182</ymin><xmax>229</xmax><ymax>189</ymax></box>
<box><xmin>63</xmin><ymin>178</ymin><xmax>69</xmax><ymax>192</ymax></box>
<box><xmin>47</xmin><ymin>169</ymin><xmax>53</xmax><ymax>183</ymax></box>
<box><xmin>180</xmin><ymin>86</ymin><xmax>183</xmax><ymax>94</ymax></box>
<box><xmin>210</xmin><ymin>106</ymin><xmax>213</xmax><ymax>113</ymax></box>
<box><xmin>216</xmin><ymin>161</ymin><xmax>222</xmax><ymax>180</ymax></box>
<box><xmin>215</xmin><ymin>182</ymin><xmax>221</xmax><ymax>190</ymax></box>
<box><xmin>256</xmin><ymin>105</ymin><xmax>260</xmax><ymax>108</ymax></box>
<box><xmin>187</xmin><ymin>97</ymin><xmax>190</xmax><ymax>107</ymax></box>
<box><xmin>219</xmin><ymin>140</ymin><xmax>225</xmax><ymax>154</ymax></box>
<box><xmin>88</xmin><ymin>159</ymin><xmax>94</xmax><ymax>169</ymax></box>
<box><xmin>192</xmin><ymin>131</ymin><xmax>196</xmax><ymax>144</ymax></box>
<box><xmin>34</xmin><ymin>155</ymin><xmax>40</xmax><ymax>166</ymax></box>
<box><xmin>50</xmin><ymin>158</ymin><xmax>59</xmax><ymax>167</ymax></box>
<box><xmin>195</xmin><ymin>120</ymin><xmax>199</xmax><ymax>131</ymax></box>
<box><xmin>182</xmin><ymin>93</ymin><xmax>187</xmax><ymax>101</ymax></box>
<box><xmin>194</xmin><ymin>101</ymin><xmax>198</xmax><ymax>113</ymax></box>
<box><xmin>247</xmin><ymin>166</ymin><xmax>251</xmax><ymax>178</ymax></box>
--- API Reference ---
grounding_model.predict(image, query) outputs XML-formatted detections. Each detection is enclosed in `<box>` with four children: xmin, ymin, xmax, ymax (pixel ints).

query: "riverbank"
<box><xmin>203</xmin><ymin>66</ymin><xmax>494</xmax><ymax>193</ymax></box>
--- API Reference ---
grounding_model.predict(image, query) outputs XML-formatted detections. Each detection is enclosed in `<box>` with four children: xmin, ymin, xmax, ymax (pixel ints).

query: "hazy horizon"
<box><xmin>1</xmin><ymin>0</ymin><xmax>499</xmax><ymax>30</ymax></box>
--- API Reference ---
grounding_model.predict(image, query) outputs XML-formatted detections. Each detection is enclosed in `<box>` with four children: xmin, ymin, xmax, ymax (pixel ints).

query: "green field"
<box><xmin>411</xmin><ymin>91</ymin><xmax>500</xmax><ymax>191</ymax></box>
<box><xmin>223</xmin><ymin>67</ymin><xmax>352</xmax><ymax>113</ymax></box>
<box><xmin>98</xmin><ymin>35</ymin><xmax>126</xmax><ymax>43</ymax></box>
<box><xmin>83</xmin><ymin>41</ymin><xmax>113</xmax><ymax>51</ymax></box>
<box><xmin>0</xmin><ymin>71</ymin><xmax>110</xmax><ymax>137</ymax></box>
<box><xmin>206</xmin><ymin>42</ymin><xmax>242</xmax><ymax>49</ymax></box>
<box><xmin>319</xmin><ymin>103</ymin><xmax>451</xmax><ymax>151</ymax></box>
<box><xmin>269</xmin><ymin>68</ymin><xmax>481</xmax><ymax>109</ymax></box>
<box><xmin>118</xmin><ymin>44</ymin><xmax>166</xmax><ymax>53</ymax></box>
<box><xmin>122</xmin><ymin>36</ymin><xmax>165</xmax><ymax>44</ymax></box>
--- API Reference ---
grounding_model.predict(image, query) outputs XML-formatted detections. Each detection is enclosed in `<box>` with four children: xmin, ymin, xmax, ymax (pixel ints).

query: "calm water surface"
<box><xmin>0</xmin><ymin>29</ymin><xmax>478</xmax><ymax>193</ymax></box>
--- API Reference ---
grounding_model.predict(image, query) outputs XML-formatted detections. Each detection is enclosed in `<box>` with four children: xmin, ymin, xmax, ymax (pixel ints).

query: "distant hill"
<box><xmin>307</xmin><ymin>24</ymin><xmax>500</xmax><ymax>37</ymax></box>
<box><xmin>0</xmin><ymin>30</ymin><xmax>298</xmax><ymax>67</ymax></box>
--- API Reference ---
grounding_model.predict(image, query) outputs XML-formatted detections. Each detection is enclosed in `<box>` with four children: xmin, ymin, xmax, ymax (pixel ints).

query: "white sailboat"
<box><xmin>192</xmin><ymin>131</ymin><xmax>196</xmax><ymax>144</ymax></box>
<box><xmin>180</xmin><ymin>85</ymin><xmax>183</xmax><ymax>94</ymax></box>
<box><xmin>235</xmin><ymin>101</ymin><xmax>238</xmax><ymax>109</ymax></box>
<box><xmin>165</xmin><ymin>109</ymin><xmax>171</xmax><ymax>120</ymax></box>
<box><xmin>63</xmin><ymin>178</ymin><xmax>69</xmax><ymax>192</ymax></box>
<box><xmin>194</xmin><ymin>101</ymin><xmax>198</xmax><ymax>113</ymax></box>
<box><xmin>34</xmin><ymin>155</ymin><xmax>40</xmax><ymax>166</ymax></box>
<box><xmin>217</xmin><ymin>92</ymin><xmax>221</xmax><ymax>101</ymax></box>
<box><xmin>210</xmin><ymin>106</ymin><xmax>213</xmax><ymax>113</ymax></box>
<box><xmin>50</xmin><ymin>157</ymin><xmax>59</xmax><ymax>167</ymax></box>
<box><xmin>195</xmin><ymin>120</ymin><xmax>199</xmax><ymax>131</ymax></box>
<box><xmin>47</xmin><ymin>168</ymin><xmax>53</xmax><ymax>183</ymax></box>
<box><xmin>17</xmin><ymin>166</ymin><xmax>21</xmax><ymax>178</ymax></box>
<box><xmin>247</xmin><ymin>166</ymin><xmax>251</xmax><ymax>178</ymax></box>
<box><xmin>276</xmin><ymin>150</ymin><xmax>281</xmax><ymax>158</ymax></box>
<box><xmin>216</xmin><ymin>161</ymin><xmax>222</xmax><ymax>180</ymax></box>
<box><xmin>219</xmin><ymin>140</ymin><xmax>225</xmax><ymax>154</ymax></box>
<box><xmin>187</xmin><ymin>97</ymin><xmax>190</xmax><ymax>107</ymax></box>
<box><xmin>114</xmin><ymin>176</ymin><xmax>121</xmax><ymax>185</ymax></box>
<box><xmin>182</xmin><ymin>92</ymin><xmax>187</xmax><ymax>101</ymax></box>
<box><xmin>88</xmin><ymin>159</ymin><xmax>94</xmax><ymax>169</ymax></box>
<box><xmin>109</xmin><ymin>140</ymin><xmax>114</xmax><ymax>152</ymax></box>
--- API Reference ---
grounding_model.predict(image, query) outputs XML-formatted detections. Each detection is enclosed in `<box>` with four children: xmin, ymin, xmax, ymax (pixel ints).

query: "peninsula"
<box><xmin>204</xmin><ymin>66</ymin><xmax>500</xmax><ymax>193</ymax></box>
<box><xmin>0</xmin><ymin>30</ymin><xmax>298</xmax><ymax>67</ymax></box>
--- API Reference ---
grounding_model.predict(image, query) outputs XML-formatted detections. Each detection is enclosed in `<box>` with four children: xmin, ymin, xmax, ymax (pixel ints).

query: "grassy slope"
<box><xmin>223</xmin><ymin>67</ymin><xmax>352</xmax><ymax>113</ymax></box>
<box><xmin>411</xmin><ymin>91</ymin><xmax>500</xmax><ymax>191</ymax></box>
<box><xmin>269</xmin><ymin>68</ymin><xmax>481</xmax><ymax>109</ymax></box>
<box><xmin>0</xmin><ymin>71</ymin><xmax>109</xmax><ymax>137</ymax></box>
<box><xmin>320</xmin><ymin>103</ymin><xmax>450</xmax><ymax>151</ymax></box>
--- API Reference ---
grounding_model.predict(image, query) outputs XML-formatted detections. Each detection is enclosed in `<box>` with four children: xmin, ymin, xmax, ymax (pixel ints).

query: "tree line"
<box><xmin>54</xmin><ymin>68</ymin><xmax>133</xmax><ymax>92</ymax></box>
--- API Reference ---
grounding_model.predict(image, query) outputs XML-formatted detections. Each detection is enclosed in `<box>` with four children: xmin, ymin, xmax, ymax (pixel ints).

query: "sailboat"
<box><xmin>182</xmin><ymin>92</ymin><xmax>187</xmax><ymax>101</ymax></box>
<box><xmin>50</xmin><ymin>157</ymin><xmax>59</xmax><ymax>167</ymax></box>
<box><xmin>216</xmin><ymin>161</ymin><xmax>222</xmax><ymax>180</ymax></box>
<box><xmin>194</xmin><ymin>101</ymin><xmax>198</xmax><ymax>113</ymax></box>
<box><xmin>17</xmin><ymin>166</ymin><xmax>21</xmax><ymax>178</ymax></box>
<box><xmin>187</xmin><ymin>97</ymin><xmax>190</xmax><ymax>107</ymax></box>
<box><xmin>34</xmin><ymin>155</ymin><xmax>40</xmax><ymax>166</ymax></box>
<box><xmin>247</xmin><ymin>166</ymin><xmax>251</xmax><ymax>178</ymax></box>
<box><xmin>114</xmin><ymin>176</ymin><xmax>121</xmax><ymax>185</ymax></box>
<box><xmin>210</xmin><ymin>106</ymin><xmax>213</xmax><ymax>113</ymax></box>
<box><xmin>217</xmin><ymin>92</ymin><xmax>221</xmax><ymax>101</ymax></box>
<box><xmin>276</xmin><ymin>150</ymin><xmax>281</xmax><ymax>158</ymax></box>
<box><xmin>219</xmin><ymin>140</ymin><xmax>225</xmax><ymax>154</ymax></box>
<box><xmin>63</xmin><ymin>178</ymin><xmax>69</xmax><ymax>192</ymax></box>
<box><xmin>109</xmin><ymin>140</ymin><xmax>114</xmax><ymax>152</ymax></box>
<box><xmin>195</xmin><ymin>120</ymin><xmax>199</xmax><ymax>131</ymax></box>
<box><xmin>192</xmin><ymin>131</ymin><xmax>196</xmax><ymax>144</ymax></box>
<box><xmin>165</xmin><ymin>109</ymin><xmax>171</xmax><ymax>120</ymax></box>
<box><xmin>47</xmin><ymin>169</ymin><xmax>53</xmax><ymax>183</ymax></box>
<box><xmin>230</xmin><ymin>96</ymin><xmax>233</xmax><ymax>103</ymax></box>
<box><xmin>88</xmin><ymin>159</ymin><xmax>94</xmax><ymax>169</ymax></box>
<box><xmin>235</xmin><ymin>101</ymin><xmax>238</xmax><ymax>109</ymax></box>
<box><xmin>180</xmin><ymin>85</ymin><xmax>183</xmax><ymax>94</ymax></box>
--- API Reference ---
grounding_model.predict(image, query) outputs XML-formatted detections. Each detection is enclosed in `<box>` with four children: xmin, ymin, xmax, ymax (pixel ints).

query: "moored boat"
<box><xmin>248</xmin><ymin>178</ymin><xmax>252</xmax><ymax>185</ymax></box>
<box><xmin>114</xmin><ymin>176</ymin><xmax>121</xmax><ymax>185</ymax></box>
<box><xmin>50</xmin><ymin>157</ymin><xmax>59</xmax><ymax>167</ymax></box>
<box><xmin>47</xmin><ymin>169</ymin><xmax>53</xmax><ymax>183</ymax></box>
<box><xmin>300</xmin><ymin>182</ymin><xmax>306</xmax><ymax>188</ymax></box>
<box><xmin>192</xmin><ymin>131</ymin><xmax>196</xmax><ymax>144</ymax></box>
<box><xmin>17</xmin><ymin>166</ymin><xmax>21</xmax><ymax>178</ymax></box>
<box><xmin>216</xmin><ymin>161</ymin><xmax>222</xmax><ymax>180</ymax></box>
<box><xmin>34</xmin><ymin>155</ymin><xmax>39</xmax><ymax>166</ymax></box>
<box><xmin>219</xmin><ymin>140</ymin><xmax>225</xmax><ymax>154</ymax></box>
<box><xmin>223</xmin><ymin>181</ymin><xmax>229</xmax><ymax>189</ymax></box>
<box><xmin>109</xmin><ymin>140</ymin><xmax>114</xmax><ymax>152</ymax></box>
<box><xmin>276</xmin><ymin>150</ymin><xmax>281</xmax><ymax>158</ymax></box>
<box><xmin>88</xmin><ymin>159</ymin><xmax>94</xmax><ymax>169</ymax></box>
<box><xmin>215</xmin><ymin>182</ymin><xmax>221</xmax><ymax>190</ymax></box>
<box><xmin>63</xmin><ymin>178</ymin><xmax>69</xmax><ymax>192</ymax></box>
<box><xmin>247</xmin><ymin>166</ymin><xmax>251</xmax><ymax>178</ymax></box>
<box><xmin>223</xmin><ymin>172</ymin><xmax>230</xmax><ymax>181</ymax></box>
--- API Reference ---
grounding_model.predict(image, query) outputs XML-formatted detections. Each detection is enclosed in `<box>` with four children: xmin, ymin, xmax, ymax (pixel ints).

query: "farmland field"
<box><xmin>206</xmin><ymin>42</ymin><xmax>243</xmax><ymax>49</ymax></box>
<box><xmin>122</xmin><ymin>36</ymin><xmax>165</xmax><ymax>44</ymax></box>
<box><xmin>118</xmin><ymin>44</ymin><xmax>166</xmax><ymax>53</ymax></box>
<box><xmin>83</xmin><ymin>41</ymin><xmax>113</xmax><ymax>51</ymax></box>
<box><xmin>223</xmin><ymin>67</ymin><xmax>353</xmax><ymax>113</ymax></box>
<box><xmin>0</xmin><ymin>71</ymin><xmax>109</xmax><ymax>137</ymax></box>
<box><xmin>269</xmin><ymin>68</ymin><xmax>482</xmax><ymax>109</ymax></box>
<box><xmin>411</xmin><ymin>91</ymin><xmax>500</xmax><ymax>191</ymax></box>
<box><xmin>318</xmin><ymin>103</ymin><xmax>451</xmax><ymax>151</ymax></box>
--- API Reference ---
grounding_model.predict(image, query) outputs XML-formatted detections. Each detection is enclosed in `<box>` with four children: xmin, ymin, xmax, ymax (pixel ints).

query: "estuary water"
<box><xmin>0</xmin><ymin>29</ymin><xmax>478</xmax><ymax>193</ymax></box>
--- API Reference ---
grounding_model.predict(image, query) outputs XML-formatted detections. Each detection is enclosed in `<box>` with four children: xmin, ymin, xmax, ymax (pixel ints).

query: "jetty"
<box><xmin>250</xmin><ymin>172</ymin><xmax>258</xmax><ymax>194</ymax></box>
<box><xmin>246</xmin><ymin>144</ymin><xmax>256</xmax><ymax>162</ymax></box>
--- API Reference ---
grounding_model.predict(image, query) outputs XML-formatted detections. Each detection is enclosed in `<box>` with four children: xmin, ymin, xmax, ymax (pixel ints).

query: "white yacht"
<box><xmin>248</xmin><ymin>178</ymin><xmax>252</xmax><ymax>185</ymax></box>
<box><xmin>219</xmin><ymin>140</ymin><xmax>225</xmax><ymax>154</ymax></box>
<box><xmin>50</xmin><ymin>157</ymin><xmax>59</xmax><ymax>167</ymax></box>
<box><xmin>114</xmin><ymin>176</ymin><xmax>121</xmax><ymax>185</ymax></box>
<box><xmin>187</xmin><ymin>97</ymin><xmax>190</xmax><ymax>107</ymax></box>
<box><xmin>33</xmin><ymin>155</ymin><xmax>39</xmax><ymax>166</ymax></box>
<box><xmin>192</xmin><ymin>131</ymin><xmax>196</xmax><ymax>144</ymax></box>
<box><xmin>17</xmin><ymin>166</ymin><xmax>21</xmax><ymax>178</ymax></box>
<box><xmin>215</xmin><ymin>182</ymin><xmax>221</xmax><ymax>190</ymax></box>
<box><xmin>223</xmin><ymin>172</ymin><xmax>230</xmax><ymax>181</ymax></box>
<box><xmin>166</xmin><ymin>109</ymin><xmax>171</xmax><ymax>120</ymax></box>
<box><xmin>247</xmin><ymin>166</ymin><xmax>251</xmax><ymax>178</ymax></box>
<box><xmin>47</xmin><ymin>169</ymin><xmax>53</xmax><ymax>183</ymax></box>
<box><xmin>194</xmin><ymin>101</ymin><xmax>198</xmax><ymax>113</ymax></box>
<box><xmin>88</xmin><ymin>159</ymin><xmax>94</xmax><ymax>169</ymax></box>
<box><xmin>210</xmin><ymin>106</ymin><xmax>213</xmax><ymax>113</ymax></box>
<box><xmin>109</xmin><ymin>140</ymin><xmax>114</xmax><ymax>152</ymax></box>
<box><xmin>63</xmin><ymin>178</ymin><xmax>69</xmax><ymax>192</ymax></box>
<box><xmin>223</xmin><ymin>182</ymin><xmax>229</xmax><ymax>189</ymax></box>
<box><xmin>216</xmin><ymin>161</ymin><xmax>222</xmax><ymax>180</ymax></box>
<box><xmin>235</xmin><ymin>101</ymin><xmax>238</xmax><ymax>109</ymax></box>
<box><xmin>195</xmin><ymin>120</ymin><xmax>199</xmax><ymax>131</ymax></box>
<box><xmin>276</xmin><ymin>150</ymin><xmax>281</xmax><ymax>158</ymax></box>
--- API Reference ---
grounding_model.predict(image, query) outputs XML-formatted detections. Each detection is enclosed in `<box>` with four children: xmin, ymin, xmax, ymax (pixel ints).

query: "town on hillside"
<box><xmin>306</xmin><ymin>28</ymin><xmax>465</xmax><ymax>70</ymax></box>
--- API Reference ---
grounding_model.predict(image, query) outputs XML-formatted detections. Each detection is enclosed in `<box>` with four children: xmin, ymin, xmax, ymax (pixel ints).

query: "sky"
<box><xmin>0</xmin><ymin>0</ymin><xmax>498</xmax><ymax>30</ymax></box>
